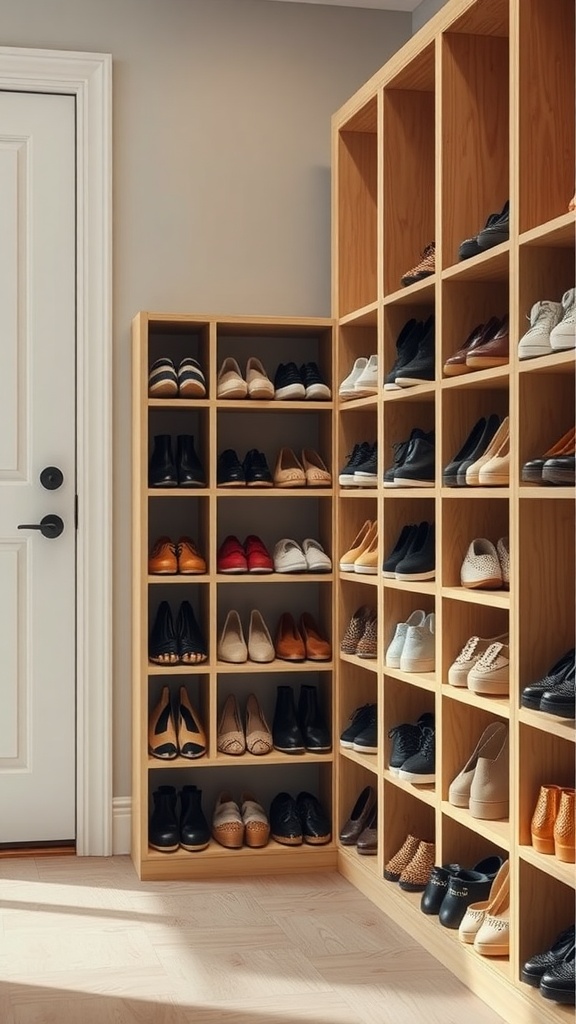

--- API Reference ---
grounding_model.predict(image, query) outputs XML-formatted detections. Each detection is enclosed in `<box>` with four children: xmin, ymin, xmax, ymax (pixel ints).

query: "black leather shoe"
<box><xmin>455</xmin><ymin>413</ymin><xmax>501</xmax><ymax>485</ymax></box>
<box><xmin>420</xmin><ymin>863</ymin><xmax>461</xmax><ymax>915</ymax></box>
<box><xmin>385</xmin><ymin>317</ymin><xmax>429</xmax><ymax>390</ymax></box>
<box><xmin>296</xmin><ymin>791</ymin><xmax>331</xmax><ymax>845</ymax></box>
<box><xmin>339</xmin><ymin>784</ymin><xmax>376</xmax><ymax>845</ymax></box>
<box><xmin>394</xmin><ymin>521</ymin><xmax>435</xmax><ymax>581</ymax></box>
<box><xmin>394</xmin><ymin>435</ymin><xmax>435</xmax><ymax>486</ymax></box>
<box><xmin>444</xmin><ymin>416</ymin><xmax>493</xmax><ymax>486</ymax></box>
<box><xmin>272</xmin><ymin>685</ymin><xmax>305</xmax><ymax>753</ymax></box>
<box><xmin>521</xmin><ymin>649</ymin><xmax>575</xmax><ymax>709</ymax></box>
<box><xmin>297</xmin><ymin>684</ymin><xmax>331</xmax><ymax>752</ymax></box>
<box><xmin>149</xmin><ymin>601</ymin><xmax>178</xmax><ymax>664</ymax></box>
<box><xmin>382</xmin><ymin>523</ymin><xmax>418</xmax><ymax>576</ymax></box>
<box><xmin>176</xmin><ymin>434</ymin><xmax>205</xmax><ymax>487</ymax></box>
<box><xmin>176</xmin><ymin>601</ymin><xmax>207</xmax><ymax>664</ymax></box>
<box><xmin>542</xmin><ymin>455</ymin><xmax>576</xmax><ymax>486</ymax></box>
<box><xmin>179</xmin><ymin>785</ymin><xmax>210</xmax><ymax>852</ymax></box>
<box><xmin>540</xmin><ymin>950</ymin><xmax>576</xmax><ymax>1005</ymax></box>
<box><xmin>149</xmin><ymin>434</ymin><xmax>177</xmax><ymax>487</ymax></box>
<box><xmin>394</xmin><ymin>318</ymin><xmax>435</xmax><ymax>387</ymax></box>
<box><xmin>217</xmin><ymin>448</ymin><xmax>246</xmax><ymax>486</ymax></box>
<box><xmin>438</xmin><ymin>869</ymin><xmax>493</xmax><ymax>929</ymax></box>
<box><xmin>540</xmin><ymin>665</ymin><xmax>576</xmax><ymax>718</ymax></box>
<box><xmin>383</xmin><ymin>429</ymin><xmax>433</xmax><ymax>486</ymax></box>
<box><xmin>149</xmin><ymin>785</ymin><xmax>179</xmax><ymax>852</ymax></box>
<box><xmin>477</xmin><ymin>199</ymin><xmax>509</xmax><ymax>250</ymax></box>
<box><xmin>270</xmin><ymin>792</ymin><xmax>303</xmax><ymax>845</ymax></box>
<box><xmin>522</xmin><ymin>924</ymin><xmax>576</xmax><ymax>986</ymax></box>
<box><xmin>243</xmin><ymin>448</ymin><xmax>273</xmax><ymax>487</ymax></box>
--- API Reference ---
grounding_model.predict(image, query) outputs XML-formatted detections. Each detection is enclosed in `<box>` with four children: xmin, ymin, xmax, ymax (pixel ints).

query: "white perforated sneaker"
<box><xmin>550</xmin><ymin>288</ymin><xmax>576</xmax><ymax>351</ymax></box>
<box><xmin>518</xmin><ymin>300</ymin><xmax>562</xmax><ymax>360</ymax></box>
<box><xmin>460</xmin><ymin>538</ymin><xmax>502</xmax><ymax>590</ymax></box>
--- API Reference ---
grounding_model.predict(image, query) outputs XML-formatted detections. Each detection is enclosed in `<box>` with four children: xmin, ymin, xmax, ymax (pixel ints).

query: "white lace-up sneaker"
<box><xmin>467</xmin><ymin>641</ymin><xmax>510</xmax><ymax>695</ymax></box>
<box><xmin>518</xmin><ymin>300</ymin><xmax>562</xmax><ymax>359</ymax></box>
<box><xmin>339</xmin><ymin>357</ymin><xmax>368</xmax><ymax>400</ymax></box>
<box><xmin>460</xmin><ymin>538</ymin><xmax>503</xmax><ymax>590</ymax></box>
<box><xmin>400</xmin><ymin>612</ymin><xmax>435</xmax><ymax>673</ymax></box>
<box><xmin>448</xmin><ymin>632</ymin><xmax>510</xmax><ymax>687</ymax></box>
<box><xmin>550</xmin><ymin>288</ymin><xmax>576</xmax><ymax>350</ymax></box>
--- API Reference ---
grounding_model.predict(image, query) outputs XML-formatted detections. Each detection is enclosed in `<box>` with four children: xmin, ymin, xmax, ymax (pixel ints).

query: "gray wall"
<box><xmin>0</xmin><ymin>0</ymin><xmax>411</xmax><ymax>802</ymax></box>
<box><xmin>412</xmin><ymin>0</ymin><xmax>450</xmax><ymax>33</ymax></box>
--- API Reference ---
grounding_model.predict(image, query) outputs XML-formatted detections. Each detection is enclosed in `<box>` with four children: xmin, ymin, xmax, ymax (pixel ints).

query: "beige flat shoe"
<box><xmin>301</xmin><ymin>448</ymin><xmax>332</xmax><ymax>487</ymax></box>
<box><xmin>217</xmin><ymin>609</ymin><xmax>248</xmax><ymax>663</ymax></box>
<box><xmin>466</xmin><ymin>417</ymin><xmax>509</xmax><ymax>485</ymax></box>
<box><xmin>217</xmin><ymin>693</ymin><xmax>246</xmax><ymax>756</ymax></box>
<box><xmin>354</xmin><ymin>528</ymin><xmax>379</xmax><ymax>575</ymax></box>
<box><xmin>217</xmin><ymin>357</ymin><xmax>247</xmax><ymax>399</ymax></box>
<box><xmin>212</xmin><ymin>791</ymin><xmax>244</xmax><ymax>847</ymax></box>
<box><xmin>246</xmin><ymin>357</ymin><xmax>274</xmax><ymax>400</ymax></box>
<box><xmin>245</xmin><ymin>693</ymin><xmax>273</xmax><ymax>755</ymax></box>
<box><xmin>339</xmin><ymin>520</ymin><xmax>376</xmax><ymax>572</ymax></box>
<box><xmin>241</xmin><ymin>791</ymin><xmax>270</xmax><ymax>847</ymax></box>
<box><xmin>273</xmin><ymin>447</ymin><xmax>306</xmax><ymax>488</ymax></box>
<box><xmin>247</xmin><ymin>609</ymin><xmax>275</xmax><ymax>663</ymax></box>
<box><xmin>478</xmin><ymin>435</ymin><xmax>510</xmax><ymax>486</ymax></box>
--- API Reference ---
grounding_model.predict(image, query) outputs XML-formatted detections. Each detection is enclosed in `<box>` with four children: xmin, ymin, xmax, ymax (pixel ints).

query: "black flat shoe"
<box><xmin>149</xmin><ymin>434</ymin><xmax>178</xmax><ymax>487</ymax></box>
<box><xmin>243</xmin><ymin>448</ymin><xmax>273</xmax><ymax>487</ymax></box>
<box><xmin>149</xmin><ymin>601</ymin><xmax>178</xmax><ymax>664</ymax></box>
<box><xmin>269</xmin><ymin>792</ymin><xmax>302</xmax><ymax>845</ymax></box>
<box><xmin>296</xmin><ymin>791</ymin><xmax>331</xmax><ymax>845</ymax></box>
<box><xmin>177</xmin><ymin>434</ymin><xmax>205</xmax><ymax>487</ymax></box>
<box><xmin>176</xmin><ymin>601</ymin><xmax>207</xmax><ymax>664</ymax></box>
<box><xmin>443</xmin><ymin>416</ymin><xmax>492</xmax><ymax>486</ymax></box>
<box><xmin>217</xmin><ymin>448</ymin><xmax>246</xmax><ymax>486</ymax></box>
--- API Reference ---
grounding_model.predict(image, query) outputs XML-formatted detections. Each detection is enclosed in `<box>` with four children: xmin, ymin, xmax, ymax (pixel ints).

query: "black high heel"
<box><xmin>149</xmin><ymin>601</ymin><xmax>178</xmax><ymax>664</ymax></box>
<box><xmin>176</xmin><ymin>601</ymin><xmax>208</xmax><ymax>664</ymax></box>
<box><xmin>149</xmin><ymin>434</ymin><xmax>178</xmax><ymax>487</ymax></box>
<box><xmin>177</xmin><ymin>435</ymin><xmax>206</xmax><ymax>487</ymax></box>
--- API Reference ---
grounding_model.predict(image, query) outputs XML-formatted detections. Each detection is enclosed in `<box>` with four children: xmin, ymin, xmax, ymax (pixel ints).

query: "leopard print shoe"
<box><xmin>399</xmin><ymin>840</ymin><xmax>436</xmax><ymax>892</ymax></box>
<box><xmin>384</xmin><ymin>833</ymin><xmax>421</xmax><ymax>881</ymax></box>
<box><xmin>340</xmin><ymin>605</ymin><xmax>372</xmax><ymax>655</ymax></box>
<box><xmin>356</xmin><ymin>614</ymin><xmax>377</xmax><ymax>659</ymax></box>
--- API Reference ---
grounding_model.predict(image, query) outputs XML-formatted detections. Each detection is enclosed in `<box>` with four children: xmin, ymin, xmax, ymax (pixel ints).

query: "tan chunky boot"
<box><xmin>554</xmin><ymin>788</ymin><xmax>576</xmax><ymax>863</ymax></box>
<box><xmin>531</xmin><ymin>783</ymin><xmax>562</xmax><ymax>854</ymax></box>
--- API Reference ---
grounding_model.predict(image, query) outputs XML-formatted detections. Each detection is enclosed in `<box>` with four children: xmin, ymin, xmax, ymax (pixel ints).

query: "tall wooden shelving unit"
<box><xmin>332</xmin><ymin>0</ymin><xmax>575</xmax><ymax>1022</ymax></box>
<box><xmin>132</xmin><ymin>313</ymin><xmax>338</xmax><ymax>880</ymax></box>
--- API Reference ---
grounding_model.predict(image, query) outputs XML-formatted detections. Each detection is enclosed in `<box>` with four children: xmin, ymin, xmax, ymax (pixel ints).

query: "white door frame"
<box><xmin>0</xmin><ymin>47</ymin><xmax>113</xmax><ymax>856</ymax></box>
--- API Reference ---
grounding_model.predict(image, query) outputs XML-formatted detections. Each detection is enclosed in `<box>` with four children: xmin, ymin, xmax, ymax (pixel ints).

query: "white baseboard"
<box><xmin>112</xmin><ymin>797</ymin><xmax>131</xmax><ymax>855</ymax></box>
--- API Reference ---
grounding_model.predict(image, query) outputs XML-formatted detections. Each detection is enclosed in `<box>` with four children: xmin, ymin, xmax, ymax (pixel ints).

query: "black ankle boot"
<box><xmin>176</xmin><ymin>434</ymin><xmax>205</xmax><ymax>487</ymax></box>
<box><xmin>176</xmin><ymin>601</ymin><xmax>207</xmax><ymax>663</ymax></box>
<box><xmin>179</xmin><ymin>785</ymin><xmax>210</xmax><ymax>852</ymax></box>
<box><xmin>149</xmin><ymin>785</ymin><xmax>179</xmax><ymax>852</ymax></box>
<box><xmin>149</xmin><ymin>601</ymin><xmax>178</xmax><ymax>664</ymax></box>
<box><xmin>272</xmin><ymin>685</ymin><xmax>305</xmax><ymax>754</ymax></box>
<box><xmin>297</xmin><ymin>684</ymin><xmax>331</xmax><ymax>752</ymax></box>
<box><xmin>149</xmin><ymin>434</ymin><xmax>177</xmax><ymax>487</ymax></box>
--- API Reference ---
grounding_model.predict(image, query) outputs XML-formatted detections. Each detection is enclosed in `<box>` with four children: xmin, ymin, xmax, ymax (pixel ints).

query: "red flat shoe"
<box><xmin>217</xmin><ymin>535</ymin><xmax>248</xmax><ymax>573</ymax></box>
<box><xmin>244</xmin><ymin>534</ymin><xmax>273</xmax><ymax>574</ymax></box>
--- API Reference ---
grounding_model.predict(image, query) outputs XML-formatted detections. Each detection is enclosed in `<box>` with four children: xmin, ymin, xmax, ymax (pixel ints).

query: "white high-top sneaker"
<box><xmin>339</xmin><ymin>356</ymin><xmax>368</xmax><ymax>399</ymax></box>
<box><xmin>517</xmin><ymin>299</ymin><xmax>562</xmax><ymax>359</ymax></box>
<box><xmin>550</xmin><ymin>288</ymin><xmax>576</xmax><ymax>350</ymax></box>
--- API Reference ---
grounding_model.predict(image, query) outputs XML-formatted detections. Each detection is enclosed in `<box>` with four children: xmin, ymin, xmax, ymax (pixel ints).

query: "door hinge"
<box><xmin>74</xmin><ymin>494</ymin><xmax>79</xmax><ymax>530</ymax></box>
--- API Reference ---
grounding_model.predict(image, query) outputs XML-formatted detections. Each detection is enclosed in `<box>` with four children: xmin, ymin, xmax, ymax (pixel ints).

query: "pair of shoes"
<box><xmin>217</xmin><ymin>693</ymin><xmax>273</xmax><ymax>756</ymax></box>
<box><xmin>275</xmin><ymin>612</ymin><xmax>331</xmax><ymax>662</ymax></box>
<box><xmin>149</xmin><ymin>601</ymin><xmax>207</xmax><ymax>664</ymax></box>
<box><xmin>400</xmin><ymin>242</ymin><xmax>435</xmax><ymax>287</ymax></box>
<box><xmin>443</xmin><ymin>414</ymin><xmax>503</xmax><ymax>486</ymax></box>
<box><xmin>273</xmin><ymin>537</ymin><xmax>331</xmax><ymax>573</ymax></box>
<box><xmin>383</xmin><ymin>429</ymin><xmax>434</xmax><ymax>487</ymax></box>
<box><xmin>458</xmin><ymin>200</ymin><xmax>509</xmax><ymax>260</ymax></box>
<box><xmin>340</xmin><ymin>519</ymin><xmax>378</xmax><ymax>574</ymax></box>
<box><xmin>522</xmin><ymin>923</ymin><xmax>576</xmax><ymax>1004</ymax></box>
<box><xmin>217</xmin><ymin>534</ymin><xmax>273</xmax><ymax>574</ymax></box>
<box><xmin>217</xmin><ymin>356</ymin><xmax>274</xmax><ymax>399</ymax></box>
<box><xmin>273</xmin><ymin>683</ymin><xmax>331</xmax><ymax>754</ymax></box>
<box><xmin>519</xmin><ymin>288</ymin><xmax>576</xmax><ymax>358</ymax></box>
<box><xmin>339</xmin><ymin>785</ymin><xmax>377</xmax><ymax>854</ymax></box>
<box><xmin>148</xmin><ymin>356</ymin><xmax>206</xmax><ymax>398</ymax></box>
<box><xmin>274</xmin><ymin>361</ymin><xmax>331</xmax><ymax>401</ymax></box>
<box><xmin>385</xmin><ymin>610</ymin><xmax>435</xmax><ymax>673</ymax></box>
<box><xmin>382</xmin><ymin>522</ymin><xmax>435</xmax><ymax>581</ymax></box>
<box><xmin>217</xmin><ymin>448</ymin><xmax>273</xmax><ymax>487</ymax></box>
<box><xmin>388</xmin><ymin>712</ymin><xmax>435</xmax><ymax>782</ymax></box>
<box><xmin>339</xmin><ymin>441</ymin><xmax>377</xmax><ymax>487</ymax></box>
<box><xmin>218</xmin><ymin>609</ymin><xmax>274</xmax><ymax>663</ymax></box>
<box><xmin>531</xmin><ymin>784</ymin><xmax>575</xmax><ymax>862</ymax></box>
<box><xmin>148</xmin><ymin>686</ymin><xmax>206</xmax><ymax>760</ymax></box>
<box><xmin>338</xmin><ymin>355</ymin><xmax>378</xmax><ymax>399</ymax></box>
<box><xmin>521</xmin><ymin>649</ymin><xmax>576</xmax><ymax>719</ymax></box>
<box><xmin>340</xmin><ymin>606</ymin><xmax>377</xmax><ymax>659</ymax></box>
<box><xmin>384</xmin><ymin>834</ymin><xmax>435</xmax><ymax>892</ymax></box>
<box><xmin>274</xmin><ymin>447</ymin><xmax>331</xmax><ymax>487</ymax></box>
<box><xmin>449</xmin><ymin>722</ymin><xmax>509</xmax><ymax>820</ymax></box>
<box><xmin>148</xmin><ymin>536</ymin><xmax>206</xmax><ymax>574</ymax></box>
<box><xmin>522</xmin><ymin>426</ymin><xmax>576</xmax><ymax>486</ymax></box>
<box><xmin>461</xmin><ymin>536</ymin><xmax>509</xmax><ymax>590</ymax></box>
<box><xmin>443</xmin><ymin>315</ymin><xmax>509</xmax><ymax>375</ymax></box>
<box><xmin>149</xmin><ymin>434</ymin><xmax>205</xmax><ymax>487</ymax></box>
<box><xmin>385</xmin><ymin>316</ymin><xmax>434</xmax><ymax>390</ymax></box>
<box><xmin>270</xmin><ymin>791</ymin><xmax>331</xmax><ymax>845</ymax></box>
<box><xmin>420</xmin><ymin>855</ymin><xmax>504</xmax><ymax>925</ymax></box>
<box><xmin>339</xmin><ymin>702</ymin><xmax>377</xmax><ymax>754</ymax></box>
<box><xmin>149</xmin><ymin>784</ymin><xmax>210</xmax><ymax>853</ymax></box>
<box><xmin>458</xmin><ymin>860</ymin><xmax>510</xmax><ymax>955</ymax></box>
<box><xmin>212</xmin><ymin>791</ymin><xmax>270</xmax><ymax>848</ymax></box>
<box><xmin>448</xmin><ymin>634</ymin><xmax>510</xmax><ymax>694</ymax></box>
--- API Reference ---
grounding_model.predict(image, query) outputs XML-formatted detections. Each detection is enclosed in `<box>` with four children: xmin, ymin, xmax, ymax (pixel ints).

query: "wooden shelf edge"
<box><xmin>137</xmin><ymin>843</ymin><xmax>338</xmax><ymax>881</ymax></box>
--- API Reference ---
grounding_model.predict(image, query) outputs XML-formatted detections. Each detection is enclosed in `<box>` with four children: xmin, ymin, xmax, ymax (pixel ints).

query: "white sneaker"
<box><xmin>301</xmin><ymin>538</ymin><xmax>332</xmax><ymax>573</ymax></box>
<box><xmin>385</xmin><ymin>610</ymin><xmax>426</xmax><ymax>668</ymax></box>
<box><xmin>467</xmin><ymin>641</ymin><xmax>510</xmax><ymax>695</ymax></box>
<box><xmin>353</xmin><ymin>354</ymin><xmax>378</xmax><ymax>397</ymax></box>
<box><xmin>460</xmin><ymin>539</ymin><xmax>502</xmax><ymax>590</ymax></box>
<box><xmin>339</xmin><ymin>357</ymin><xmax>367</xmax><ymax>400</ymax></box>
<box><xmin>273</xmin><ymin>538</ymin><xmax>307</xmax><ymax>573</ymax></box>
<box><xmin>550</xmin><ymin>288</ymin><xmax>576</xmax><ymax>350</ymax></box>
<box><xmin>518</xmin><ymin>300</ymin><xmax>562</xmax><ymax>359</ymax></box>
<box><xmin>400</xmin><ymin>612</ymin><xmax>435</xmax><ymax>673</ymax></box>
<box><xmin>448</xmin><ymin>633</ymin><xmax>509</xmax><ymax>687</ymax></box>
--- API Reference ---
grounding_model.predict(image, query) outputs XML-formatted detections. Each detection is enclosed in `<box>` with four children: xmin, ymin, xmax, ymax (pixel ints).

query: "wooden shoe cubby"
<box><xmin>333</xmin><ymin>0</ymin><xmax>575</xmax><ymax>1020</ymax></box>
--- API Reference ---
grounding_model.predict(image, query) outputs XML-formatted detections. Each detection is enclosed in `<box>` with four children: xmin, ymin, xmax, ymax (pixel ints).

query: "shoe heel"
<box><xmin>531</xmin><ymin>834</ymin><xmax>555</xmax><ymax>855</ymax></box>
<box><xmin>554</xmin><ymin>840</ymin><xmax>576</xmax><ymax>863</ymax></box>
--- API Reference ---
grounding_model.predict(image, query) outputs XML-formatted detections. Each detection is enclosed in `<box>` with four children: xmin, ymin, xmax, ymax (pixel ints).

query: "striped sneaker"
<box><xmin>148</xmin><ymin>357</ymin><xmax>178</xmax><ymax>397</ymax></box>
<box><xmin>178</xmin><ymin>357</ymin><xmax>206</xmax><ymax>398</ymax></box>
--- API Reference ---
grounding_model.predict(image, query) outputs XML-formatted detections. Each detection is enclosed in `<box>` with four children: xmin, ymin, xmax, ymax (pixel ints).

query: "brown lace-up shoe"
<box><xmin>177</xmin><ymin>536</ymin><xmax>206</xmax><ymax>574</ymax></box>
<box><xmin>149</xmin><ymin>536</ymin><xmax>178</xmax><ymax>575</ymax></box>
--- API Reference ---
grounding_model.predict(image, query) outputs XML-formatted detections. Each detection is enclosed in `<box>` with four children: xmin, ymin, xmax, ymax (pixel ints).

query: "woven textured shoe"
<box><xmin>496</xmin><ymin>536</ymin><xmax>510</xmax><ymax>589</ymax></box>
<box><xmin>217</xmin><ymin>694</ymin><xmax>246</xmax><ymax>756</ymax></box>
<box><xmin>522</xmin><ymin>924</ymin><xmax>576</xmax><ymax>986</ymax></box>
<box><xmin>274</xmin><ymin>447</ymin><xmax>306</xmax><ymax>487</ymax></box>
<box><xmin>401</xmin><ymin>242</ymin><xmax>435</xmax><ymax>287</ymax></box>
<box><xmin>398</xmin><ymin>840</ymin><xmax>435</xmax><ymax>892</ymax></box>
<box><xmin>356</xmin><ymin>613</ymin><xmax>378</xmax><ymax>659</ymax></box>
<box><xmin>302</xmin><ymin>448</ymin><xmax>331</xmax><ymax>487</ymax></box>
<box><xmin>540</xmin><ymin>665</ymin><xmax>576</xmax><ymax>718</ymax></box>
<box><xmin>539</xmin><ymin>954</ymin><xmax>576</xmax><ymax>1005</ymax></box>
<box><xmin>384</xmin><ymin>833</ymin><xmax>422</xmax><ymax>881</ymax></box>
<box><xmin>212</xmin><ymin>791</ymin><xmax>244</xmax><ymax>848</ymax></box>
<box><xmin>521</xmin><ymin>649</ymin><xmax>575</xmax><ymax>709</ymax></box>
<box><xmin>531</xmin><ymin>783</ymin><xmax>562</xmax><ymax>854</ymax></box>
<box><xmin>554</xmin><ymin>789</ymin><xmax>576</xmax><ymax>862</ymax></box>
<box><xmin>448</xmin><ymin>633</ymin><xmax>509</xmax><ymax>688</ymax></box>
<box><xmin>245</xmin><ymin>693</ymin><xmax>273</xmax><ymax>755</ymax></box>
<box><xmin>340</xmin><ymin>605</ymin><xmax>373</xmax><ymax>655</ymax></box>
<box><xmin>467</xmin><ymin>641</ymin><xmax>510</xmax><ymax>695</ymax></box>
<box><xmin>460</xmin><ymin>538</ymin><xmax>503</xmax><ymax>590</ymax></box>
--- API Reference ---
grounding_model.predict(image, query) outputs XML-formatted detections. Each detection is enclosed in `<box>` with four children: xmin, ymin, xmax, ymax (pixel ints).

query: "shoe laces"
<box><xmin>528</xmin><ymin>300</ymin><xmax>561</xmax><ymax>330</ymax></box>
<box><xmin>475</xmin><ymin>641</ymin><xmax>505</xmax><ymax>669</ymax></box>
<box><xmin>417</xmin><ymin>724</ymin><xmax>435</xmax><ymax>756</ymax></box>
<box><xmin>388</xmin><ymin>723</ymin><xmax>419</xmax><ymax>756</ymax></box>
<box><xmin>348</xmin><ymin>702</ymin><xmax>375</xmax><ymax>726</ymax></box>
<box><xmin>455</xmin><ymin>636</ymin><xmax>480</xmax><ymax>663</ymax></box>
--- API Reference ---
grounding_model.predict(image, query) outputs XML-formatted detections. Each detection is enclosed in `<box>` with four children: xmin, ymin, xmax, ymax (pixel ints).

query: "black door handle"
<box><xmin>18</xmin><ymin>514</ymin><xmax>64</xmax><ymax>539</ymax></box>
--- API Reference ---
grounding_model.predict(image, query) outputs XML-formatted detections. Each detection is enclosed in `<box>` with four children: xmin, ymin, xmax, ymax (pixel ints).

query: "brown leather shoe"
<box><xmin>299</xmin><ymin>612</ymin><xmax>331</xmax><ymax>661</ymax></box>
<box><xmin>339</xmin><ymin>784</ymin><xmax>376</xmax><ymax>844</ymax></box>
<box><xmin>149</xmin><ymin>536</ymin><xmax>178</xmax><ymax>575</ymax></box>
<box><xmin>275</xmin><ymin>612</ymin><xmax>306</xmax><ymax>661</ymax></box>
<box><xmin>466</xmin><ymin>315</ymin><xmax>509</xmax><ymax>369</ymax></box>
<box><xmin>177</xmin><ymin>536</ymin><xmax>206</xmax><ymax>574</ymax></box>
<box><xmin>357</xmin><ymin>807</ymin><xmax>378</xmax><ymax>855</ymax></box>
<box><xmin>443</xmin><ymin>317</ymin><xmax>501</xmax><ymax>376</ymax></box>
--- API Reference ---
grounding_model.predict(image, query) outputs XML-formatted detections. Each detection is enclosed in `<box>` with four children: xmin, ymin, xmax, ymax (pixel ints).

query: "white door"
<box><xmin>0</xmin><ymin>91</ymin><xmax>76</xmax><ymax>844</ymax></box>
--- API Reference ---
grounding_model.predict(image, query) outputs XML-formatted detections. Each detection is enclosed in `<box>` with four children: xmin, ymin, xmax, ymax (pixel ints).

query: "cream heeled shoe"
<box><xmin>466</xmin><ymin>417</ymin><xmax>510</xmax><ymax>486</ymax></box>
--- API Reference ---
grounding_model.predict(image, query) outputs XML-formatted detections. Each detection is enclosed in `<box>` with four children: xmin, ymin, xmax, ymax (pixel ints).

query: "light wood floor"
<box><xmin>0</xmin><ymin>855</ymin><xmax>505</xmax><ymax>1024</ymax></box>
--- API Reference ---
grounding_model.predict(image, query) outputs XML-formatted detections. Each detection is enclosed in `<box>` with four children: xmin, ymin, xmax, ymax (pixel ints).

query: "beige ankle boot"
<box><xmin>469</xmin><ymin>724</ymin><xmax>509</xmax><ymax>820</ymax></box>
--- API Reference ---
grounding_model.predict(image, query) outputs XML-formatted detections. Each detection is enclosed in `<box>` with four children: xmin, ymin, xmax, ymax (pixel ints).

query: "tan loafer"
<box><xmin>301</xmin><ymin>448</ymin><xmax>331</xmax><ymax>487</ymax></box>
<box><xmin>246</xmin><ymin>356</ymin><xmax>274</xmax><ymax>400</ymax></box>
<box><xmin>273</xmin><ymin>447</ymin><xmax>306</xmax><ymax>488</ymax></box>
<box><xmin>217</xmin><ymin>610</ymin><xmax>248</xmax><ymax>663</ymax></box>
<box><xmin>217</xmin><ymin>357</ymin><xmax>247</xmax><ymax>399</ymax></box>
<box><xmin>148</xmin><ymin>536</ymin><xmax>178</xmax><ymax>575</ymax></box>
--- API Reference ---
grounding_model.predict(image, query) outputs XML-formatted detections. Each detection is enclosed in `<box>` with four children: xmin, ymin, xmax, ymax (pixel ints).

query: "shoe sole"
<box><xmin>180</xmin><ymin>840</ymin><xmax>210</xmax><ymax>852</ymax></box>
<box><xmin>274</xmin><ymin>384</ymin><xmax>306</xmax><ymax>400</ymax></box>
<box><xmin>468</xmin><ymin>678</ymin><xmax>509</xmax><ymax>695</ymax></box>
<box><xmin>466</xmin><ymin>356</ymin><xmax>509</xmax><ymax>369</ymax></box>
<box><xmin>353</xmin><ymin>745</ymin><xmax>378</xmax><ymax>754</ymax></box>
<box><xmin>473</xmin><ymin>941</ymin><xmax>509</xmax><ymax>956</ymax></box>
<box><xmin>217</xmin><ymin>481</ymin><xmax>246</xmax><ymax>488</ymax></box>
<box><xmin>469</xmin><ymin>800</ymin><xmax>509</xmax><ymax>819</ymax></box>
<box><xmin>518</xmin><ymin>342</ymin><xmax>553</xmax><ymax>359</ymax></box>
<box><xmin>247</xmin><ymin>384</ymin><xmax>274</xmax><ymax>399</ymax></box>
<box><xmin>461</xmin><ymin>577</ymin><xmax>503</xmax><ymax>589</ymax></box>
<box><xmin>353</xmin><ymin>386</ymin><xmax>378</xmax><ymax>397</ymax></box>
<box><xmin>271</xmin><ymin>833</ymin><xmax>303</xmax><ymax>845</ymax></box>
<box><xmin>538</xmin><ymin>982</ymin><xmax>576</xmax><ymax>1004</ymax></box>
<box><xmin>149</xmin><ymin>841</ymin><xmax>179</xmax><ymax>853</ymax></box>
<box><xmin>179</xmin><ymin>382</ymin><xmax>206</xmax><ymax>398</ymax></box>
<box><xmin>393</xmin><ymin>478</ymin><xmax>435</xmax><ymax>488</ymax></box>
<box><xmin>305</xmin><ymin>564</ymin><xmax>332</xmax><ymax>573</ymax></box>
<box><xmin>354</xmin><ymin>566</ymin><xmax>378</xmax><ymax>575</ymax></box>
<box><xmin>399</xmin><ymin>661</ymin><xmax>435</xmax><ymax>673</ymax></box>
<box><xmin>394</xmin><ymin>569</ymin><xmax>435</xmax><ymax>581</ymax></box>
<box><xmin>305</xmin><ymin>384</ymin><xmax>331</xmax><ymax>400</ymax></box>
<box><xmin>401</xmin><ymin>271</ymin><xmax>435</xmax><ymax>286</ymax></box>
<box><xmin>149</xmin><ymin>382</ymin><xmax>178</xmax><ymax>397</ymax></box>
<box><xmin>542</xmin><ymin>467</ymin><xmax>575</xmax><ymax>485</ymax></box>
<box><xmin>395</xmin><ymin>377</ymin><xmax>434</xmax><ymax>387</ymax></box>
<box><xmin>397</xmin><ymin>770</ymin><xmax>435</xmax><ymax>783</ymax></box>
<box><xmin>539</xmin><ymin>701</ymin><xmax>575</xmax><ymax>718</ymax></box>
<box><xmin>246</xmin><ymin>480</ymin><xmax>274</xmax><ymax>488</ymax></box>
<box><xmin>521</xmin><ymin>467</ymin><xmax>544</xmax><ymax>483</ymax></box>
<box><xmin>217</xmin><ymin>384</ymin><xmax>248</xmax><ymax>399</ymax></box>
<box><xmin>477</xmin><ymin>474</ymin><xmax>509</xmax><ymax>486</ymax></box>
